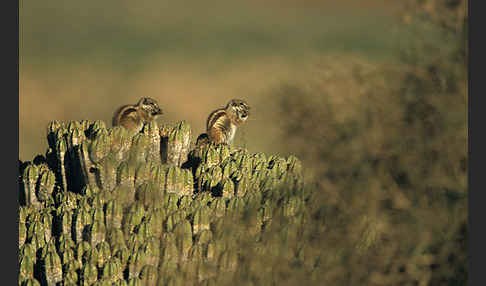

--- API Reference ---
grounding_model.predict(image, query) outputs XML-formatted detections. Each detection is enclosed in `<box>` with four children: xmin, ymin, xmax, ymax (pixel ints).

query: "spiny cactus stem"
<box><xmin>57</xmin><ymin>144</ymin><xmax>68</xmax><ymax>193</ymax></box>
<box><xmin>78</xmin><ymin>142</ymin><xmax>98</xmax><ymax>192</ymax></box>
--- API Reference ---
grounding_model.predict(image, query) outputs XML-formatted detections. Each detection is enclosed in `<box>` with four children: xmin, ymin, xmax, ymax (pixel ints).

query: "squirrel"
<box><xmin>112</xmin><ymin>97</ymin><xmax>163</xmax><ymax>135</ymax></box>
<box><xmin>196</xmin><ymin>99</ymin><xmax>250</xmax><ymax>146</ymax></box>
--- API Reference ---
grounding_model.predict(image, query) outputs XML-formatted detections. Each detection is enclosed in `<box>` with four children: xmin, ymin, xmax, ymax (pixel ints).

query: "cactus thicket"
<box><xmin>19</xmin><ymin>119</ymin><xmax>308</xmax><ymax>285</ymax></box>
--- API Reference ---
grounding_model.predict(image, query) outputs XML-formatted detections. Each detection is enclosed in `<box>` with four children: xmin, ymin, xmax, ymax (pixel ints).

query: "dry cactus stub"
<box><xmin>19</xmin><ymin>119</ymin><xmax>306</xmax><ymax>285</ymax></box>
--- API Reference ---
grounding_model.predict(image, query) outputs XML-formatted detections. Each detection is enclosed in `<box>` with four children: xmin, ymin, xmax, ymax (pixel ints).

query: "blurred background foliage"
<box><xmin>20</xmin><ymin>0</ymin><xmax>410</xmax><ymax>160</ymax></box>
<box><xmin>20</xmin><ymin>0</ymin><xmax>467</xmax><ymax>285</ymax></box>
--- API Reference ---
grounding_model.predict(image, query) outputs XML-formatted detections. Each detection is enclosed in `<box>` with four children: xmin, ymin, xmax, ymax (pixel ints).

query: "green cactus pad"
<box><xmin>19</xmin><ymin>120</ymin><xmax>305</xmax><ymax>285</ymax></box>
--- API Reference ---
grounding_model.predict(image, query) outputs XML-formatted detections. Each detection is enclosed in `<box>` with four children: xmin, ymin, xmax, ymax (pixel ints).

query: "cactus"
<box><xmin>83</xmin><ymin>247</ymin><xmax>101</xmax><ymax>268</ymax></box>
<box><xmin>27</xmin><ymin>220</ymin><xmax>44</xmax><ymax>246</ymax></box>
<box><xmin>173</xmin><ymin>220</ymin><xmax>193</xmax><ymax>261</ymax></box>
<box><xmin>162</xmin><ymin>121</ymin><xmax>192</xmax><ymax>167</ymax></box>
<box><xmin>75</xmin><ymin>241</ymin><xmax>91</xmax><ymax>265</ymax></box>
<box><xmin>56</xmin><ymin>209</ymin><xmax>73</xmax><ymax>237</ymax></box>
<box><xmin>42</xmin><ymin>250</ymin><xmax>62</xmax><ymax>286</ymax></box>
<box><xmin>139</xmin><ymin>264</ymin><xmax>158</xmax><ymax>285</ymax></box>
<box><xmin>160</xmin><ymin>233</ymin><xmax>179</xmax><ymax>270</ymax></box>
<box><xmin>36</xmin><ymin>169</ymin><xmax>56</xmax><ymax>204</ymax></box>
<box><xmin>19</xmin><ymin>120</ymin><xmax>305</xmax><ymax>285</ymax></box>
<box><xmin>21</xmin><ymin>278</ymin><xmax>41</xmax><ymax>286</ymax></box>
<box><xmin>73</xmin><ymin>208</ymin><xmax>92</xmax><ymax>244</ymax></box>
<box><xmin>143</xmin><ymin>212</ymin><xmax>164</xmax><ymax>239</ymax></box>
<box><xmin>19</xmin><ymin>255</ymin><xmax>35</xmax><ymax>281</ymax></box>
<box><xmin>19</xmin><ymin>221</ymin><xmax>27</xmax><ymax>248</ymax></box>
<box><xmin>101</xmin><ymin>257</ymin><xmax>123</xmax><ymax>282</ymax></box>
<box><xmin>127</xmin><ymin>278</ymin><xmax>143</xmax><ymax>286</ymax></box>
<box><xmin>109</xmin><ymin>126</ymin><xmax>132</xmax><ymax>162</ymax></box>
<box><xmin>217</xmin><ymin>250</ymin><xmax>238</xmax><ymax>273</ymax></box>
<box><xmin>140</xmin><ymin>237</ymin><xmax>160</xmax><ymax>267</ymax></box>
<box><xmin>127</xmin><ymin>249</ymin><xmax>147</xmax><ymax>279</ymax></box>
<box><xmin>57</xmin><ymin>234</ymin><xmax>75</xmax><ymax>253</ymax></box>
<box><xmin>192</xmin><ymin>206</ymin><xmax>211</xmax><ymax>234</ymax></box>
<box><xmin>181</xmin><ymin>169</ymin><xmax>194</xmax><ymax>195</ymax></box>
<box><xmin>122</xmin><ymin>202</ymin><xmax>146</xmax><ymax>236</ymax></box>
<box><xmin>189</xmin><ymin>244</ymin><xmax>205</xmax><ymax>260</ymax></box>
<box><xmin>55</xmin><ymin>190</ymin><xmax>78</xmax><ymax>211</ymax></box>
<box><xmin>63</xmin><ymin>267</ymin><xmax>79</xmax><ymax>284</ymax></box>
<box><xmin>165</xmin><ymin>165</ymin><xmax>184</xmax><ymax>194</ymax></box>
<box><xmin>209</xmin><ymin>197</ymin><xmax>227</xmax><ymax>218</ymax></box>
<box><xmin>113</xmin><ymin>247</ymin><xmax>131</xmax><ymax>270</ymax></box>
<box><xmin>96</xmin><ymin>241</ymin><xmax>112</xmax><ymax>266</ymax></box>
<box><xmin>81</xmin><ymin>262</ymin><xmax>98</xmax><ymax>286</ymax></box>
<box><xmin>219</xmin><ymin>177</ymin><xmax>235</xmax><ymax>198</ymax></box>
<box><xmin>107</xmin><ymin>228</ymin><xmax>127</xmax><ymax>251</ymax></box>
<box><xmin>22</xmin><ymin>164</ymin><xmax>41</xmax><ymax>208</ymax></box>
<box><xmin>60</xmin><ymin>248</ymin><xmax>76</xmax><ymax>266</ymax></box>
<box><xmin>21</xmin><ymin>244</ymin><xmax>37</xmax><ymax>265</ymax></box>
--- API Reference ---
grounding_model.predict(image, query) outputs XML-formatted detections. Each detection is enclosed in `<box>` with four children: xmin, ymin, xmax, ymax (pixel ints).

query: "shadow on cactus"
<box><xmin>18</xmin><ymin>119</ymin><xmax>308</xmax><ymax>285</ymax></box>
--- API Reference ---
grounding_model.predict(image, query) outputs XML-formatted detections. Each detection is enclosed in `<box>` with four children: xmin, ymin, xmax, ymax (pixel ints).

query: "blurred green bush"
<box><xmin>265</xmin><ymin>0</ymin><xmax>467</xmax><ymax>285</ymax></box>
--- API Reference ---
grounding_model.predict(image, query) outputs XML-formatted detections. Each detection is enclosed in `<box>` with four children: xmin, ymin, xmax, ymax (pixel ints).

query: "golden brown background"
<box><xmin>20</xmin><ymin>0</ymin><xmax>404</xmax><ymax>162</ymax></box>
